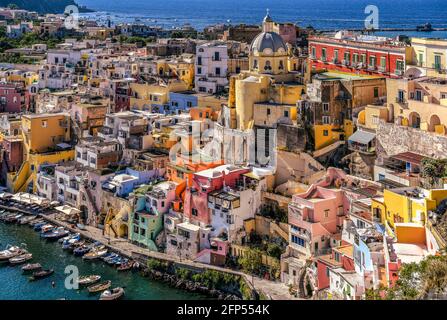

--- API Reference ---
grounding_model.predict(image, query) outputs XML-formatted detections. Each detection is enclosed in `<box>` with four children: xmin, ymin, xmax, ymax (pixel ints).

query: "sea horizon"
<box><xmin>76</xmin><ymin>0</ymin><xmax>447</xmax><ymax>38</ymax></box>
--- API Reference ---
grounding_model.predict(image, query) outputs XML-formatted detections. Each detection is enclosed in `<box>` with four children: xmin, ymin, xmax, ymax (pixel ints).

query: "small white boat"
<box><xmin>77</xmin><ymin>275</ymin><xmax>101</xmax><ymax>286</ymax></box>
<box><xmin>9</xmin><ymin>253</ymin><xmax>32</xmax><ymax>265</ymax></box>
<box><xmin>0</xmin><ymin>246</ymin><xmax>23</xmax><ymax>261</ymax></box>
<box><xmin>99</xmin><ymin>287</ymin><xmax>125</xmax><ymax>300</ymax></box>
<box><xmin>83</xmin><ymin>247</ymin><xmax>108</xmax><ymax>260</ymax></box>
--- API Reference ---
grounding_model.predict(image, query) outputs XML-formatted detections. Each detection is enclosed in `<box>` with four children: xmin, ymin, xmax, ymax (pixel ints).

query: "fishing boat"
<box><xmin>4</xmin><ymin>214</ymin><xmax>22</xmax><ymax>224</ymax></box>
<box><xmin>62</xmin><ymin>234</ymin><xmax>81</xmax><ymax>249</ymax></box>
<box><xmin>29</xmin><ymin>219</ymin><xmax>44</xmax><ymax>227</ymax></box>
<box><xmin>30</xmin><ymin>269</ymin><xmax>54</xmax><ymax>281</ymax></box>
<box><xmin>9</xmin><ymin>253</ymin><xmax>32</xmax><ymax>265</ymax></box>
<box><xmin>117</xmin><ymin>262</ymin><xmax>133</xmax><ymax>272</ymax></box>
<box><xmin>83</xmin><ymin>246</ymin><xmax>108</xmax><ymax>260</ymax></box>
<box><xmin>42</xmin><ymin>227</ymin><xmax>69</xmax><ymax>241</ymax></box>
<box><xmin>87</xmin><ymin>280</ymin><xmax>111</xmax><ymax>293</ymax></box>
<box><xmin>67</xmin><ymin>240</ymin><xmax>85</xmax><ymax>252</ymax></box>
<box><xmin>99</xmin><ymin>287</ymin><xmax>125</xmax><ymax>300</ymax></box>
<box><xmin>39</xmin><ymin>224</ymin><xmax>55</xmax><ymax>234</ymax></box>
<box><xmin>22</xmin><ymin>263</ymin><xmax>42</xmax><ymax>273</ymax></box>
<box><xmin>73</xmin><ymin>243</ymin><xmax>95</xmax><ymax>256</ymax></box>
<box><xmin>19</xmin><ymin>216</ymin><xmax>36</xmax><ymax>225</ymax></box>
<box><xmin>77</xmin><ymin>275</ymin><xmax>101</xmax><ymax>286</ymax></box>
<box><xmin>0</xmin><ymin>245</ymin><xmax>24</xmax><ymax>261</ymax></box>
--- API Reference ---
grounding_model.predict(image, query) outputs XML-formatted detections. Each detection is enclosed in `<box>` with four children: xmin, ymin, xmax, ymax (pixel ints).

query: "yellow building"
<box><xmin>409</xmin><ymin>38</ymin><xmax>447</xmax><ymax>78</ymax></box>
<box><xmin>7</xmin><ymin>113</ymin><xmax>75</xmax><ymax>193</ymax></box>
<box><xmin>228</xmin><ymin>13</ymin><xmax>305</xmax><ymax>131</ymax></box>
<box><xmin>130</xmin><ymin>80</ymin><xmax>189</xmax><ymax>112</ymax></box>
<box><xmin>372</xmin><ymin>187</ymin><xmax>447</xmax><ymax>230</ymax></box>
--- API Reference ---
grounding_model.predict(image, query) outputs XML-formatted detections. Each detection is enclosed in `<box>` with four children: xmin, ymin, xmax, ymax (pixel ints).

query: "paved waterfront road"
<box><xmin>45</xmin><ymin>214</ymin><xmax>298</xmax><ymax>300</ymax></box>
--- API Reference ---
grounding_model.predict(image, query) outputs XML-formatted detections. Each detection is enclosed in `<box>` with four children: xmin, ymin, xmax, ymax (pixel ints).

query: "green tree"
<box><xmin>388</xmin><ymin>254</ymin><xmax>447</xmax><ymax>299</ymax></box>
<box><xmin>421</xmin><ymin>158</ymin><xmax>447</xmax><ymax>187</ymax></box>
<box><xmin>238</xmin><ymin>248</ymin><xmax>263</xmax><ymax>275</ymax></box>
<box><xmin>7</xmin><ymin>3</ymin><xmax>19</xmax><ymax>9</ymax></box>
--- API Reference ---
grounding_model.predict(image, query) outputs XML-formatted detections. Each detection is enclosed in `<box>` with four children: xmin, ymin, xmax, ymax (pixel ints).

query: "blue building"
<box><xmin>167</xmin><ymin>91</ymin><xmax>198</xmax><ymax>114</ymax></box>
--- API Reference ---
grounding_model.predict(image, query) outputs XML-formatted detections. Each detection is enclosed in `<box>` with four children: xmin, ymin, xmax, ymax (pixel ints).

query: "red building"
<box><xmin>316</xmin><ymin>245</ymin><xmax>355</xmax><ymax>290</ymax></box>
<box><xmin>308</xmin><ymin>31</ymin><xmax>411</xmax><ymax>78</ymax></box>
<box><xmin>0</xmin><ymin>83</ymin><xmax>30</xmax><ymax>113</ymax></box>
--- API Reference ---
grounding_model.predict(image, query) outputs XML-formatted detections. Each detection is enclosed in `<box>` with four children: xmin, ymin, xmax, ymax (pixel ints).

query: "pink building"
<box><xmin>277</xmin><ymin>22</ymin><xmax>296</xmax><ymax>45</ymax></box>
<box><xmin>183</xmin><ymin>165</ymin><xmax>250</xmax><ymax>225</ymax></box>
<box><xmin>288</xmin><ymin>185</ymin><xmax>347</xmax><ymax>258</ymax></box>
<box><xmin>0</xmin><ymin>83</ymin><xmax>29</xmax><ymax>113</ymax></box>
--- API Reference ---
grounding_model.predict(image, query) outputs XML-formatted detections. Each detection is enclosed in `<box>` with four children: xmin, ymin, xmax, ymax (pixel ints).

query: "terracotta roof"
<box><xmin>391</xmin><ymin>152</ymin><xmax>424</xmax><ymax>166</ymax></box>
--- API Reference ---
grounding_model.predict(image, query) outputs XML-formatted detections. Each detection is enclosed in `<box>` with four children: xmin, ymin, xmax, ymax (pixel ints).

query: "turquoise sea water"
<box><xmin>0</xmin><ymin>220</ymin><xmax>207</xmax><ymax>300</ymax></box>
<box><xmin>76</xmin><ymin>0</ymin><xmax>447</xmax><ymax>38</ymax></box>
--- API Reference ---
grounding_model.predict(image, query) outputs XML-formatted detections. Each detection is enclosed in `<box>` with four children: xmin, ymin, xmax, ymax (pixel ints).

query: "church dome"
<box><xmin>250</xmin><ymin>31</ymin><xmax>287</xmax><ymax>56</ymax></box>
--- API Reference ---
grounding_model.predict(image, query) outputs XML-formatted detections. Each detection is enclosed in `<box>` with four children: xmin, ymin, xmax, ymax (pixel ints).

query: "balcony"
<box><xmin>367</xmin><ymin>65</ymin><xmax>377</xmax><ymax>71</ymax></box>
<box><xmin>394</xmin><ymin>69</ymin><xmax>404</xmax><ymax>76</ymax></box>
<box><xmin>378</xmin><ymin>66</ymin><xmax>386</xmax><ymax>73</ymax></box>
<box><xmin>212</xmin><ymin>56</ymin><xmax>222</xmax><ymax>61</ymax></box>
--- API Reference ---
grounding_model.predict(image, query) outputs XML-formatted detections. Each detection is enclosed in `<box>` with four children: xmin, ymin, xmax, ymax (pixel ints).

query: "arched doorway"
<box><xmin>408</xmin><ymin>112</ymin><xmax>421</xmax><ymax>128</ymax></box>
<box><xmin>429</xmin><ymin>114</ymin><xmax>441</xmax><ymax>132</ymax></box>
<box><xmin>119</xmin><ymin>224</ymin><xmax>128</xmax><ymax>238</ymax></box>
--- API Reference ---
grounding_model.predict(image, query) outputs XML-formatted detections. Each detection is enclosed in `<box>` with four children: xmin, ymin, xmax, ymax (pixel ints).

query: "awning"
<box><xmin>55</xmin><ymin>205</ymin><xmax>81</xmax><ymax>216</ymax></box>
<box><xmin>391</xmin><ymin>152</ymin><xmax>424</xmax><ymax>166</ymax></box>
<box><xmin>348</xmin><ymin>130</ymin><xmax>376</xmax><ymax>144</ymax></box>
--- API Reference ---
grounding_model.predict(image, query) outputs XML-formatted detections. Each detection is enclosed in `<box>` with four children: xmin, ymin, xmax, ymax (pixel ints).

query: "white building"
<box><xmin>195</xmin><ymin>42</ymin><xmax>229</xmax><ymax>94</ymax></box>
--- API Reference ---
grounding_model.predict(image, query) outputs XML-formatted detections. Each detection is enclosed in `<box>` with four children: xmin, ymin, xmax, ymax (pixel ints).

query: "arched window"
<box><xmin>253</xmin><ymin>59</ymin><xmax>258</xmax><ymax>69</ymax></box>
<box><xmin>279</xmin><ymin>60</ymin><xmax>284</xmax><ymax>70</ymax></box>
<box><xmin>264</xmin><ymin>60</ymin><xmax>272</xmax><ymax>71</ymax></box>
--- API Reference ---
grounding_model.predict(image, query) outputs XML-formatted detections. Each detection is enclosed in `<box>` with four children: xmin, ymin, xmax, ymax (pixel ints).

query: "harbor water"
<box><xmin>0</xmin><ymin>220</ymin><xmax>207</xmax><ymax>300</ymax></box>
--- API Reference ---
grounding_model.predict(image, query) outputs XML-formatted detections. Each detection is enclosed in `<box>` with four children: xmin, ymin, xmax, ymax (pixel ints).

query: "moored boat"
<box><xmin>30</xmin><ymin>269</ymin><xmax>54</xmax><ymax>281</ymax></box>
<box><xmin>87</xmin><ymin>280</ymin><xmax>111</xmax><ymax>293</ymax></box>
<box><xmin>39</xmin><ymin>224</ymin><xmax>55</xmax><ymax>234</ymax></box>
<box><xmin>99</xmin><ymin>287</ymin><xmax>125</xmax><ymax>300</ymax></box>
<box><xmin>83</xmin><ymin>246</ymin><xmax>108</xmax><ymax>260</ymax></box>
<box><xmin>41</xmin><ymin>227</ymin><xmax>69</xmax><ymax>241</ymax></box>
<box><xmin>9</xmin><ymin>252</ymin><xmax>32</xmax><ymax>265</ymax></box>
<box><xmin>22</xmin><ymin>263</ymin><xmax>42</xmax><ymax>273</ymax></box>
<box><xmin>0</xmin><ymin>245</ymin><xmax>24</xmax><ymax>261</ymax></box>
<box><xmin>19</xmin><ymin>216</ymin><xmax>36</xmax><ymax>225</ymax></box>
<box><xmin>117</xmin><ymin>262</ymin><xmax>133</xmax><ymax>272</ymax></box>
<box><xmin>73</xmin><ymin>244</ymin><xmax>93</xmax><ymax>256</ymax></box>
<box><xmin>77</xmin><ymin>275</ymin><xmax>101</xmax><ymax>286</ymax></box>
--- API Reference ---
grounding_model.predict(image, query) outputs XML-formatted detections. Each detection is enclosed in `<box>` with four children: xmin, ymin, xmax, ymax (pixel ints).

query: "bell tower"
<box><xmin>262</xmin><ymin>9</ymin><xmax>274</xmax><ymax>32</ymax></box>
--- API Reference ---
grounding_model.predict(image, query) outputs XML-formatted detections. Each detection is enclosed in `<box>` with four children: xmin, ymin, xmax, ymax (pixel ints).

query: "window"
<box><xmin>326</xmin><ymin>267</ymin><xmax>330</xmax><ymax>277</ymax></box>
<box><xmin>215</xmin><ymin>67</ymin><xmax>221</xmax><ymax>76</ymax></box>
<box><xmin>253</xmin><ymin>59</ymin><xmax>258</xmax><ymax>69</ymax></box>
<box><xmin>396</xmin><ymin>60</ymin><xmax>404</xmax><ymax>72</ymax></box>
<box><xmin>344</xmin><ymin>52</ymin><xmax>350</xmax><ymax>64</ymax></box>
<box><xmin>267</xmin><ymin>108</ymin><xmax>270</xmax><ymax>115</ymax></box>
<box><xmin>264</xmin><ymin>60</ymin><xmax>272</xmax><ymax>71</ymax></box>
<box><xmin>192</xmin><ymin>208</ymin><xmax>198</xmax><ymax>216</ymax></box>
<box><xmin>324</xmin><ymin>209</ymin><xmax>329</xmax><ymax>218</ymax></box>
<box><xmin>369</xmin><ymin>56</ymin><xmax>376</xmax><ymax>68</ymax></box>
<box><xmin>279</xmin><ymin>60</ymin><xmax>284</xmax><ymax>70</ymax></box>
<box><xmin>291</xmin><ymin>235</ymin><xmax>305</xmax><ymax>247</ymax></box>
<box><xmin>311</xmin><ymin>47</ymin><xmax>316</xmax><ymax>58</ymax></box>
<box><xmin>334</xmin><ymin>50</ymin><xmax>339</xmax><ymax>62</ymax></box>
<box><xmin>321</xmin><ymin>48</ymin><xmax>327</xmax><ymax>61</ymax></box>
<box><xmin>41</xmin><ymin>120</ymin><xmax>48</xmax><ymax>128</ymax></box>
<box><xmin>323</xmin><ymin>129</ymin><xmax>329</xmax><ymax>136</ymax></box>
<box><xmin>322</xmin><ymin>116</ymin><xmax>330</xmax><ymax>124</ymax></box>
<box><xmin>284</xmin><ymin>110</ymin><xmax>289</xmax><ymax>118</ymax></box>
<box><xmin>380</xmin><ymin>57</ymin><xmax>386</xmax><ymax>69</ymax></box>
<box><xmin>374</xmin><ymin>87</ymin><xmax>379</xmax><ymax>98</ymax></box>
<box><xmin>187</xmin><ymin>101</ymin><xmax>192</xmax><ymax>108</ymax></box>
<box><xmin>197</xmin><ymin>67</ymin><xmax>202</xmax><ymax>74</ymax></box>
<box><xmin>323</xmin><ymin>103</ymin><xmax>329</xmax><ymax>112</ymax></box>
<box><xmin>214</xmin><ymin>52</ymin><xmax>220</xmax><ymax>61</ymax></box>
<box><xmin>161</xmin><ymin>201</ymin><xmax>165</xmax><ymax>208</ymax></box>
<box><xmin>353</xmin><ymin>53</ymin><xmax>358</xmax><ymax>64</ymax></box>
<box><xmin>434</xmin><ymin>54</ymin><xmax>442</xmax><ymax>70</ymax></box>
<box><xmin>197</xmin><ymin>56</ymin><xmax>202</xmax><ymax>65</ymax></box>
